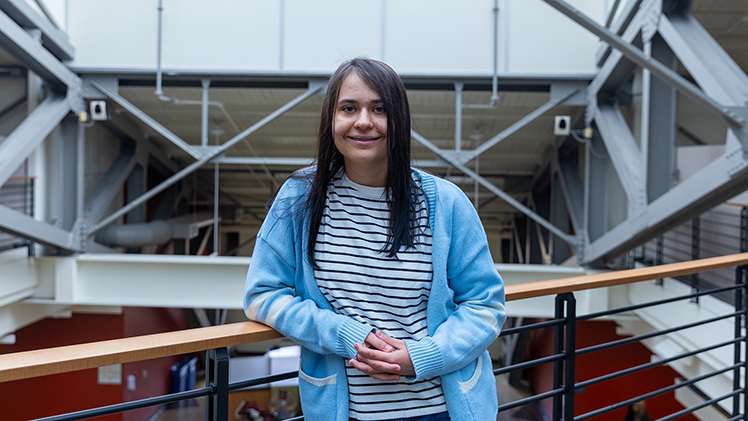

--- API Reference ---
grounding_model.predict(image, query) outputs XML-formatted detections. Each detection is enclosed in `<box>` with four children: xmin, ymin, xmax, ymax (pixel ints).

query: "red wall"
<box><xmin>0</xmin><ymin>307</ymin><xmax>189</xmax><ymax>421</ymax></box>
<box><xmin>527</xmin><ymin>320</ymin><xmax>697</xmax><ymax>421</ymax></box>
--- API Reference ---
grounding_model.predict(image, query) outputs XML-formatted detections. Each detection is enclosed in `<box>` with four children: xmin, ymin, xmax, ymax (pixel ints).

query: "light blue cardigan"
<box><xmin>244</xmin><ymin>168</ymin><xmax>506</xmax><ymax>421</ymax></box>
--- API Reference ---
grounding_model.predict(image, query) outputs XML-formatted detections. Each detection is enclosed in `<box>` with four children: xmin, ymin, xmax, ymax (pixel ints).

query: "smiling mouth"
<box><xmin>350</xmin><ymin>136</ymin><xmax>380</xmax><ymax>142</ymax></box>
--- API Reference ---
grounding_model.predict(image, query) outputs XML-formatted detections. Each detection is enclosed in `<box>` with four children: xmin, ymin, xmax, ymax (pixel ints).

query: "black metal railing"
<box><xmin>21</xmin><ymin>263</ymin><xmax>748</xmax><ymax>421</ymax></box>
<box><xmin>634</xmin><ymin>203</ymin><xmax>748</xmax><ymax>303</ymax></box>
<box><xmin>0</xmin><ymin>176</ymin><xmax>35</xmax><ymax>256</ymax></box>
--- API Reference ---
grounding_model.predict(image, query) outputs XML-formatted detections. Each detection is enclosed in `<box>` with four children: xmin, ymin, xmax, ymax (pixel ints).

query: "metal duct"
<box><xmin>95</xmin><ymin>220</ymin><xmax>173</xmax><ymax>248</ymax></box>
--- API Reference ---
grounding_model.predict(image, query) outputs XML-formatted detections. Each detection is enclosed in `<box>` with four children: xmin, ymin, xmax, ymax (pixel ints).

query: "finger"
<box><xmin>364</xmin><ymin>332</ymin><xmax>393</xmax><ymax>352</ymax></box>
<box><xmin>355</xmin><ymin>343</ymin><xmax>398</xmax><ymax>366</ymax></box>
<box><xmin>356</xmin><ymin>354</ymin><xmax>401</xmax><ymax>373</ymax></box>
<box><xmin>375</xmin><ymin>330</ymin><xmax>406</xmax><ymax>349</ymax></box>
<box><xmin>349</xmin><ymin>359</ymin><xmax>400</xmax><ymax>381</ymax></box>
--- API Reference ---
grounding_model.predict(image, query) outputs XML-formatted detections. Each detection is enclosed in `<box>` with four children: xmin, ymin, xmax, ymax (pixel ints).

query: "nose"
<box><xmin>354</xmin><ymin>110</ymin><xmax>373</xmax><ymax>130</ymax></box>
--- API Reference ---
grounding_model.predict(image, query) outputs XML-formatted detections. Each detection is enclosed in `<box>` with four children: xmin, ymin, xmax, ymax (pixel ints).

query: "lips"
<box><xmin>349</xmin><ymin>136</ymin><xmax>380</xmax><ymax>142</ymax></box>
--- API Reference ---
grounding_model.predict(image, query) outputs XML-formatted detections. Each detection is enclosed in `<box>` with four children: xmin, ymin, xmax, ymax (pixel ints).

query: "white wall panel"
<box><xmin>505</xmin><ymin>0</ymin><xmax>607</xmax><ymax>74</ymax></box>
<box><xmin>384</xmin><ymin>1</ymin><xmax>494</xmax><ymax>75</ymax></box>
<box><xmin>65</xmin><ymin>0</ymin><xmax>605</xmax><ymax>75</ymax></box>
<box><xmin>68</xmin><ymin>0</ymin><xmax>158</xmax><ymax>69</ymax></box>
<box><xmin>163</xmin><ymin>0</ymin><xmax>281</xmax><ymax>71</ymax></box>
<box><xmin>282</xmin><ymin>0</ymin><xmax>382</xmax><ymax>72</ymax></box>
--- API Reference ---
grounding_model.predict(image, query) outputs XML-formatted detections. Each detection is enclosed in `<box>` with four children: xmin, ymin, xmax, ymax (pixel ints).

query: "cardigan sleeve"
<box><xmin>243</xmin><ymin>180</ymin><xmax>374</xmax><ymax>360</ymax></box>
<box><xmin>404</xmin><ymin>183</ymin><xmax>506</xmax><ymax>380</ymax></box>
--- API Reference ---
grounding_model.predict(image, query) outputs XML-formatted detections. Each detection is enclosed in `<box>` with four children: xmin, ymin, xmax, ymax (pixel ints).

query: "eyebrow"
<box><xmin>338</xmin><ymin>98</ymin><xmax>384</xmax><ymax>105</ymax></box>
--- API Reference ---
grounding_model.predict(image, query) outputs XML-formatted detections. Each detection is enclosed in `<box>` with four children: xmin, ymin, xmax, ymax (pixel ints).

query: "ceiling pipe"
<box><xmin>95</xmin><ymin>212</ymin><xmax>218</xmax><ymax>248</ymax></box>
<box><xmin>462</xmin><ymin>0</ymin><xmax>501</xmax><ymax>109</ymax></box>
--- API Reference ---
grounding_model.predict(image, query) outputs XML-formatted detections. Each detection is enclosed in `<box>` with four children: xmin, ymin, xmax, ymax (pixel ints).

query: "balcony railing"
<box><xmin>0</xmin><ymin>176</ymin><xmax>35</xmax><ymax>255</ymax></box>
<box><xmin>634</xmin><ymin>202</ymin><xmax>748</xmax><ymax>303</ymax></box>
<box><xmin>2</xmin><ymin>253</ymin><xmax>748</xmax><ymax>421</ymax></box>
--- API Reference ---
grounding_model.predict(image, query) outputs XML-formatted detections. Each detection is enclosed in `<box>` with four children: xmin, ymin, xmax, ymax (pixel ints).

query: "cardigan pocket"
<box><xmin>299</xmin><ymin>369</ymin><xmax>337</xmax><ymax>387</ymax></box>
<box><xmin>457</xmin><ymin>355</ymin><xmax>482</xmax><ymax>393</ymax></box>
<box><xmin>298</xmin><ymin>369</ymin><xmax>338</xmax><ymax>420</ymax></box>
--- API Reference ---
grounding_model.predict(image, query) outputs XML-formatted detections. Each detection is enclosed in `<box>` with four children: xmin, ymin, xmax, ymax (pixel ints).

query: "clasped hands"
<box><xmin>348</xmin><ymin>330</ymin><xmax>415</xmax><ymax>381</ymax></box>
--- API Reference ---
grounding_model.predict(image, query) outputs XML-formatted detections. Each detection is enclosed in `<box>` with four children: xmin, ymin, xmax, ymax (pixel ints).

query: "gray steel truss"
<box><xmin>542</xmin><ymin>0</ymin><xmax>748</xmax><ymax>265</ymax></box>
<box><xmin>0</xmin><ymin>0</ymin><xmax>74</xmax><ymax>61</ymax></box>
<box><xmin>411</xmin><ymin>130</ymin><xmax>578</xmax><ymax>248</ymax></box>
<box><xmin>86</xmin><ymin>84</ymin><xmax>324</xmax><ymax>236</ymax></box>
<box><xmin>0</xmin><ymin>7</ymin><xmax>80</xmax><ymax>93</ymax></box>
<box><xmin>0</xmin><ymin>93</ymin><xmax>69</xmax><ymax>187</ymax></box>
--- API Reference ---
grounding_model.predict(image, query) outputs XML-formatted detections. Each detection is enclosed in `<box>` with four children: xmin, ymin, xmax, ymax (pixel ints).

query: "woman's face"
<box><xmin>333</xmin><ymin>72</ymin><xmax>388</xmax><ymax>186</ymax></box>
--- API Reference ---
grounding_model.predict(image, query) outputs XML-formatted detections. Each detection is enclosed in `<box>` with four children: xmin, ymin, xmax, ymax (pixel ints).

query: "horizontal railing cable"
<box><xmin>493</xmin><ymin>353</ymin><xmax>565</xmax><ymax>376</ymax></box>
<box><xmin>497</xmin><ymin>387</ymin><xmax>564</xmax><ymax>413</ymax></box>
<box><xmin>229</xmin><ymin>370</ymin><xmax>298</xmax><ymax>391</ymax></box>
<box><xmin>575</xmin><ymin>363</ymin><xmax>740</xmax><ymax>421</ymax></box>
<box><xmin>576</xmin><ymin>311</ymin><xmax>743</xmax><ymax>356</ymax></box>
<box><xmin>33</xmin><ymin>370</ymin><xmax>302</xmax><ymax>421</ymax></box>
<box><xmin>655</xmin><ymin>389</ymin><xmax>741</xmax><ymax>421</ymax></box>
<box><xmin>577</xmin><ymin>283</ymin><xmax>744</xmax><ymax>321</ymax></box>
<box><xmin>500</xmin><ymin>318</ymin><xmax>565</xmax><ymax>336</ymax></box>
<box><xmin>32</xmin><ymin>386</ymin><xmax>213</xmax><ymax>421</ymax></box>
<box><xmin>575</xmin><ymin>337</ymin><xmax>743</xmax><ymax>390</ymax></box>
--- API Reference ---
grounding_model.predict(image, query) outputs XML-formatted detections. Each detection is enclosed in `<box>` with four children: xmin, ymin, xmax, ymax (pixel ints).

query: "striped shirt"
<box><xmin>314</xmin><ymin>173</ymin><xmax>447</xmax><ymax>420</ymax></box>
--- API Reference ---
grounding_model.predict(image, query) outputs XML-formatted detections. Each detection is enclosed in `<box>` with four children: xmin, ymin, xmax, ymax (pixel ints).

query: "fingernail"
<box><xmin>376</xmin><ymin>330</ymin><xmax>384</xmax><ymax>338</ymax></box>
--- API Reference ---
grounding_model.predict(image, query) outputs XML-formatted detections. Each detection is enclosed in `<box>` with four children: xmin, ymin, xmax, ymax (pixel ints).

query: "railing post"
<box><xmin>733</xmin><ymin>266</ymin><xmax>748</xmax><ymax>420</ymax></box>
<box><xmin>206</xmin><ymin>347</ymin><xmax>230</xmax><ymax>421</ymax></box>
<box><xmin>656</xmin><ymin>235</ymin><xmax>664</xmax><ymax>285</ymax></box>
<box><xmin>733</xmin><ymin>266</ymin><xmax>744</xmax><ymax>417</ymax></box>
<box><xmin>691</xmin><ymin>217</ymin><xmax>700</xmax><ymax>302</ymax></box>
<box><xmin>740</xmin><ymin>207</ymin><xmax>747</xmax><ymax>253</ymax></box>
<box><xmin>564</xmin><ymin>293</ymin><xmax>577</xmax><ymax>421</ymax></box>
<box><xmin>552</xmin><ymin>293</ymin><xmax>577</xmax><ymax>421</ymax></box>
<box><xmin>27</xmin><ymin>178</ymin><xmax>35</xmax><ymax>257</ymax></box>
<box><xmin>553</xmin><ymin>294</ymin><xmax>564</xmax><ymax>421</ymax></box>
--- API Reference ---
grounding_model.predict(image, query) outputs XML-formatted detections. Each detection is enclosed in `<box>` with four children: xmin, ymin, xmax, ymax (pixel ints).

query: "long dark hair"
<box><xmin>306</xmin><ymin>58</ymin><xmax>417</xmax><ymax>265</ymax></box>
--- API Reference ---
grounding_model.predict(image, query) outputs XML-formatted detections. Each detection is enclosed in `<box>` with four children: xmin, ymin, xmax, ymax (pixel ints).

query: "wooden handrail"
<box><xmin>0</xmin><ymin>321</ymin><xmax>282</xmax><ymax>383</ymax></box>
<box><xmin>2</xmin><ymin>252</ymin><xmax>748</xmax><ymax>383</ymax></box>
<box><xmin>5</xmin><ymin>176</ymin><xmax>36</xmax><ymax>182</ymax></box>
<box><xmin>506</xmin><ymin>252</ymin><xmax>748</xmax><ymax>300</ymax></box>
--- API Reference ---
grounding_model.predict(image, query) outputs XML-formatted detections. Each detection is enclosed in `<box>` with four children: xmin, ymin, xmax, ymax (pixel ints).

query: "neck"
<box><xmin>344</xmin><ymin>164</ymin><xmax>387</xmax><ymax>187</ymax></box>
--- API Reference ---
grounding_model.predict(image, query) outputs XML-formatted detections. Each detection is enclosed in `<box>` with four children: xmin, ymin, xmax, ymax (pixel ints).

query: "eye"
<box><xmin>341</xmin><ymin>105</ymin><xmax>356</xmax><ymax>113</ymax></box>
<box><xmin>373</xmin><ymin>106</ymin><xmax>385</xmax><ymax>114</ymax></box>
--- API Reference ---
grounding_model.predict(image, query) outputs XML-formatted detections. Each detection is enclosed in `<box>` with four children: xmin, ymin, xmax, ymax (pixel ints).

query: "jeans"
<box><xmin>350</xmin><ymin>411</ymin><xmax>451</xmax><ymax>421</ymax></box>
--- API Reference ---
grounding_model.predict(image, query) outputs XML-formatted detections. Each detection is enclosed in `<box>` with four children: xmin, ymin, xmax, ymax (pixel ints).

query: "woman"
<box><xmin>244</xmin><ymin>58</ymin><xmax>506</xmax><ymax>421</ymax></box>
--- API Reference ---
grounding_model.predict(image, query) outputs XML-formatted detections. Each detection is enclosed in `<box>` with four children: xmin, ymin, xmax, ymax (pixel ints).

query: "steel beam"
<box><xmin>0</xmin><ymin>0</ymin><xmax>74</xmax><ymax>61</ymax></box>
<box><xmin>584</xmin><ymin>149</ymin><xmax>748</xmax><ymax>263</ymax></box>
<box><xmin>0</xmin><ymin>8</ymin><xmax>78</xmax><ymax>88</ymax></box>
<box><xmin>594</xmin><ymin>104</ymin><xmax>645</xmax><ymax>208</ymax></box>
<box><xmin>642</xmin><ymin>35</ymin><xmax>677</xmax><ymax>204</ymax></box>
<box><xmin>659</xmin><ymin>15</ymin><xmax>748</xmax><ymax>107</ymax></box>
<box><xmin>542</xmin><ymin>0</ymin><xmax>745</xmax><ymax>127</ymax></box>
<box><xmin>460</xmin><ymin>87</ymin><xmax>580</xmax><ymax>164</ymax></box>
<box><xmin>589</xmin><ymin>8</ymin><xmax>643</xmax><ymax>97</ymax></box>
<box><xmin>101</xmin><ymin>107</ymin><xmax>179</xmax><ymax>174</ymax></box>
<box><xmin>0</xmin><ymin>300</ymin><xmax>70</xmax><ymax>340</ymax></box>
<box><xmin>584</xmin><ymin>130</ymin><xmax>609</xmax><ymax>244</ymax></box>
<box><xmin>556</xmin><ymin>156</ymin><xmax>584</xmax><ymax>233</ymax></box>
<box><xmin>550</xmin><ymin>174</ymin><xmax>569</xmax><ymax>264</ymax></box>
<box><xmin>90</xmin><ymin>81</ymin><xmax>202</xmax><ymax>160</ymax></box>
<box><xmin>411</xmin><ymin>130</ymin><xmax>577</xmax><ymax>247</ymax></box>
<box><xmin>210</xmin><ymin>157</ymin><xmax>314</xmax><ymax>166</ymax></box>
<box><xmin>0</xmin><ymin>93</ymin><xmax>70</xmax><ymax>188</ymax></box>
<box><xmin>88</xmin><ymin>85</ymin><xmax>323</xmax><ymax>236</ymax></box>
<box><xmin>0</xmin><ymin>204</ymin><xmax>72</xmax><ymax>249</ymax></box>
<box><xmin>82</xmin><ymin>139</ymin><xmax>138</xmax><ymax>223</ymax></box>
